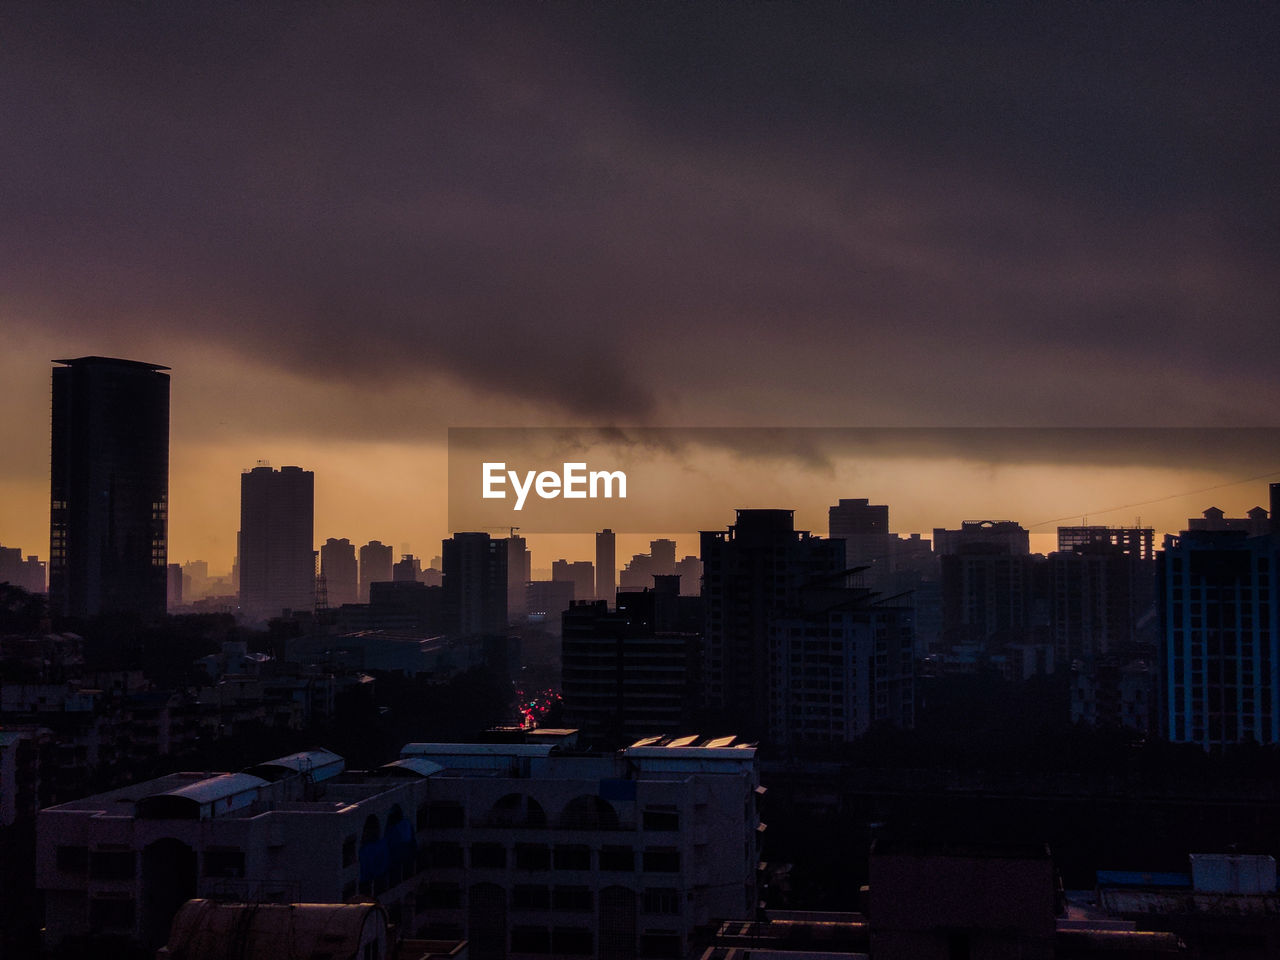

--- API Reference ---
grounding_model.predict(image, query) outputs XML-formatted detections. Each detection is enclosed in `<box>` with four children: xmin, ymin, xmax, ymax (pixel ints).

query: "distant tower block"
<box><xmin>238</xmin><ymin>465</ymin><xmax>314</xmax><ymax>620</ymax></box>
<box><xmin>596</xmin><ymin>528</ymin><xmax>616</xmax><ymax>603</ymax></box>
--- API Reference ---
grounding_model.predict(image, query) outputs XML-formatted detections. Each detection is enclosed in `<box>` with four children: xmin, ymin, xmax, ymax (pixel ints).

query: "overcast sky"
<box><xmin>2</xmin><ymin>2</ymin><xmax>1277</xmax><ymax>566</ymax></box>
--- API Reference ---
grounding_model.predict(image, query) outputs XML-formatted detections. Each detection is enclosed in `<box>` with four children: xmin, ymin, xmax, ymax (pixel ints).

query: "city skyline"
<box><xmin>2</xmin><ymin>3</ymin><xmax>1278</xmax><ymax>571</ymax></box>
<box><xmin>6</xmin><ymin>366</ymin><xmax>1280</xmax><ymax>580</ymax></box>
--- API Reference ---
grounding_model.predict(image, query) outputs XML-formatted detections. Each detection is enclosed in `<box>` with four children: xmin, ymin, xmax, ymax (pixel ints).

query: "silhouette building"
<box><xmin>238</xmin><ymin>465</ymin><xmax>314</xmax><ymax>621</ymax></box>
<box><xmin>829</xmin><ymin>497</ymin><xmax>891</xmax><ymax>574</ymax></box>
<box><xmin>552</xmin><ymin>559</ymin><xmax>594</xmax><ymax>606</ymax></box>
<box><xmin>595</xmin><ymin>528</ymin><xmax>615</xmax><ymax>604</ymax></box>
<box><xmin>562</xmin><ymin>576</ymin><xmax>701</xmax><ymax>746</ymax></box>
<box><xmin>507</xmin><ymin>533</ymin><xmax>530</xmax><ymax>620</ymax></box>
<box><xmin>49</xmin><ymin>356</ymin><xmax>170</xmax><ymax>619</ymax></box>
<box><xmin>1161</xmin><ymin>492</ymin><xmax>1279</xmax><ymax>748</ymax></box>
<box><xmin>770</xmin><ymin>577</ymin><xmax>915</xmax><ymax>744</ymax></box>
<box><xmin>700</xmin><ymin>509</ymin><xmax>845</xmax><ymax>737</ymax></box>
<box><xmin>358</xmin><ymin>540</ymin><xmax>393</xmax><ymax>601</ymax></box>
<box><xmin>442</xmin><ymin>532</ymin><xmax>507</xmax><ymax>636</ymax></box>
<box><xmin>618</xmin><ymin>539</ymin><xmax>679</xmax><ymax>592</ymax></box>
<box><xmin>320</xmin><ymin>538</ymin><xmax>358</xmax><ymax>607</ymax></box>
<box><xmin>0</xmin><ymin>545</ymin><xmax>46</xmax><ymax>595</ymax></box>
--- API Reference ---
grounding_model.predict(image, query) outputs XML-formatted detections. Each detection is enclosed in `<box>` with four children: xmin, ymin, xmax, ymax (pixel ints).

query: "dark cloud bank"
<box><xmin>3</xmin><ymin>2</ymin><xmax>1277</xmax><ymax>429</ymax></box>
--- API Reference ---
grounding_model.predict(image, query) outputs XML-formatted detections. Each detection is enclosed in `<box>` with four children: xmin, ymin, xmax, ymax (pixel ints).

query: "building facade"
<box><xmin>237</xmin><ymin>465</ymin><xmax>315</xmax><ymax>621</ymax></box>
<box><xmin>321</xmin><ymin>538</ymin><xmax>359</xmax><ymax>608</ymax></box>
<box><xmin>700</xmin><ymin>510</ymin><xmax>846</xmax><ymax>738</ymax></box>
<box><xmin>359</xmin><ymin>540</ymin><xmax>394</xmax><ymax>603</ymax></box>
<box><xmin>1161</xmin><ymin>524</ymin><xmax>1280</xmax><ymax>748</ymax></box>
<box><xmin>49</xmin><ymin>356</ymin><xmax>170</xmax><ymax>619</ymax></box>
<box><xmin>442</xmin><ymin>533</ymin><xmax>507</xmax><ymax>637</ymax></box>
<box><xmin>38</xmin><ymin>736</ymin><xmax>761</xmax><ymax>959</ymax></box>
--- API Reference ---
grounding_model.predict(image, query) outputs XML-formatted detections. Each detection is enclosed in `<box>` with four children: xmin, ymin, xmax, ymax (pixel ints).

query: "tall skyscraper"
<box><xmin>359</xmin><ymin>540</ymin><xmax>393</xmax><ymax>601</ymax></box>
<box><xmin>595</xmin><ymin>528</ymin><xmax>615</xmax><ymax>603</ymax></box>
<box><xmin>700</xmin><ymin>509</ymin><xmax>845</xmax><ymax>737</ymax></box>
<box><xmin>507</xmin><ymin>533</ymin><xmax>530</xmax><ymax>620</ymax></box>
<box><xmin>320</xmin><ymin>538</ymin><xmax>358</xmax><ymax>607</ymax></box>
<box><xmin>1161</xmin><ymin>492</ymin><xmax>1280</xmax><ymax>749</ymax></box>
<box><xmin>442</xmin><ymin>532</ymin><xmax>507</xmax><ymax>636</ymax></box>
<box><xmin>49</xmin><ymin>356</ymin><xmax>170</xmax><ymax>619</ymax></box>
<box><xmin>238</xmin><ymin>465</ymin><xmax>314</xmax><ymax>621</ymax></box>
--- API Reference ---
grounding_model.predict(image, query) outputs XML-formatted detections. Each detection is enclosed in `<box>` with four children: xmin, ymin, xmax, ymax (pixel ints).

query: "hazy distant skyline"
<box><xmin>2</xmin><ymin>3</ymin><xmax>1277</xmax><ymax>568</ymax></box>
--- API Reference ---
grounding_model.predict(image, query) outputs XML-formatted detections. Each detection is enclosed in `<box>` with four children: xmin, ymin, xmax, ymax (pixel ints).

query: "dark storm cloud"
<box><xmin>2</xmin><ymin>2</ymin><xmax>1277</xmax><ymax>430</ymax></box>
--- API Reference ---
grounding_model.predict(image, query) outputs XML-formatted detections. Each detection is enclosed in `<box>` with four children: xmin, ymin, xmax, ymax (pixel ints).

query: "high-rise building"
<box><xmin>359</xmin><ymin>540</ymin><xmax>393</xmax><ymax>601</ymax></box>
<box><xmin>238</xmin><ymin>465</ymin><xmax>314</xmax><ymax>621</ymax></box>
<box><xmin>618</xmin><ymin>539</ymin><xmax>679</xmax><ymax>592</ymax></box>
<box><xmin>320</xmin><ymin>538</ymin><xmax>358</xmax><ymax>607</ymax></box>
<box><xmin>507</xmin><ymin>533</ymin><xmax>530</xmax><ymax>620</ymax></box>
<box><xmin>933</xmin><ymin>520</ymin><xmax>1030</xmax><ymax>557</ymax></box>
<box><xmin>769</xmin><ymin>580</ymin><xmax>914</xmax><ymax>744</ymax></box>
<box><xmin>562</xmin><ymin>576</ymin><xmax>701</xmax><ymax>746</ymax></box>
<box><xmin>442</xmin><ymin>532</ymin><xmax>507</xmax><ymax>636</ymax></box>
<box><xmin>595</xmin><ymin>528</ymin><xmax>615</xmax><ymax>603</ymax></box>
<box><xmin>552</xmin><ymin>559</ymin><xmax>594</xmax><ymax>605</ymax></box>
<box><xmin>829</xmin><ymin>497</ymin><xmax>891</xmax><ymax>573</ymax></box>
<box><xmin>1051</xmin><ymin>527</ymin><xmax>1156</xmax><ymax>666</ymax></box>
<box><xmin>393</xmin><ymin>554</ymin><xmax>422</xmax><ymax>582</ymax></box>
<box><xmin>1161</xmin><ymin>510</ymin><xmax>1279</xmax><ymax>749</ymax></box>
<box><xmin>49</xmin><ymin>356</ymin><xmax>170</xmax><ymax>619</ymax></box>
<box><xmin>700</xmin><ymin>509</ymin><xmax>845</xmax><ymax>737</ymax></box>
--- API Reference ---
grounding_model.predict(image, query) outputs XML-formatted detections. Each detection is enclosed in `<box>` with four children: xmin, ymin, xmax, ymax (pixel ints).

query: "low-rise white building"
<box><xmin>37</xmin><ymin>734</ymin><xmax>762</xmax><ymax>959</ymax></box>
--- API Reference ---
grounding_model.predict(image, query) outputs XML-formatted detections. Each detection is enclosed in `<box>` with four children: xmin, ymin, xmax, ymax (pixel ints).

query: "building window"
<box><xmin>642</xmin><ymin>848</ymin><xmax>680</xmax><ymax>872</ymax></box>
<box><xmin>422</xmin><ymin>801</ymin><xmax>464</xmax><ymax>829</ymax></box>
<box><xmin>552</xmin><ymin>926</ymin><xmax>593</xmax><ymax>955</ymax></box>
<box><xmin>471</xmin><ymin>843</ymin><xmax>507</xmax><ymax>869</ymax></box>
<box><xmin>554</xmin><ymin>845</ymin><xmax>591</xmax><ymax>870</ymax></box>
<box><xmin>512</xmin><ymin>884</ymin><xmax>551</xmax><ymax>909</ymax></box>
<box><xmin>642</xmin><ymin>888</ymin><xmax>680</xmax><ymax>914</ymax></box>
<box><xmin>643</xmin><ymin>808</ymin><xmax>679</xmax><ymax>831</ymax></box>
<box><xmin>553</xmin><ymin>886</ymin><xmax>592</xmax><ymax>911</ymax></box>
<box><xmin>515</xmin><ymin>843</ymin><xmax>551</xmax><ymax>870</ymax></box>
<box><xmin>89</xmin><ymin>850</ymin><xmax>135</xmax><ymax>881</ymax></box>
<box><xmin>426</xmin><ymin>842</ymin><xmax>464</xmax><ymax>869</ymax></box>
<box><xmin>511</xmin><ymin>926</ymin><xmax>551</xmax><ymax>953</ymax></box>
<box><xmin>599</xmin><ymin>845</ymin><xmax>634</xmax><ymax>872</ymax></box>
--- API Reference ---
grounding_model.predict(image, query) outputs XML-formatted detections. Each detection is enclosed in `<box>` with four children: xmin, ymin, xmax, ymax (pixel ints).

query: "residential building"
<box><xmin>400</xmin><ymin>733</ymin><xmax>761</xmax><ymax>960</ymax></box>
<box><xmin>562</xmin><ymin>577</ymin><xmax>701</xmax><ymax>746</ymax></box>
<box><xmin>49</xmin><ymin>356</ymin><xmax>170</xmax><ymax>619</ymax></box>
<box><xmin>552</xmin><ymin>560</ymin><xmax>595</xmax><ymax>608</ymax></box>
<box><xmin>1160</xmin><ymin>516</ymin><xmax>1279</xmax><ymax>748</ymax></box>
<box><xmin>0</xmin><ymin>545</ymin><xmax>46</xmax><ymax>595</ymax></box>
<box><xmin>507</xmin><ymin>534</ymin><xmax>530</xmax><ymax>620</ymax></box>
<box><xmin>769</xmin><ymin>579</ymin><xmax>914</xmax><ymax>744</ymax></box>
<box><xmin>359</xmin><ymin>540</ymin><xmax>394</xmax><ymax>603</ymax></box>
<box><xmin>238</xmin><ymin>466</ymin><xmax>315</xmax><ymax>621</ymax></box>
<box><xmin>442</xmin><ymin>534</ymin><xmax>507</xmax><ymax>637</ymax></box>
<box><xmin>595</xmin><ymin>529</ymin><xmax>615</xmax><ymax>605</ymax></box>
<box><xmin>700</xmin><ymin>510</ymin><xmax>845</xmax><ymax>738</ymax></box>
<box><xmin>37</xmin><ymin>735</ymin><xmax>762</xmax><ymax>960</ymax></box>
<box><xmin>828</xmin><ymin>497</ymin><xmax>891</xmax><ymax>577</ymax></box>
<box><xmin>321</xmin><ymin>538</ymin><xmax>359</xmax><ymax>608</ymax></box>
